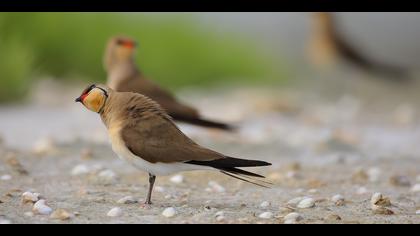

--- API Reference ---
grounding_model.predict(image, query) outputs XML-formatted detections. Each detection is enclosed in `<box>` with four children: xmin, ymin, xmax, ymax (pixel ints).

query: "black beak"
<box><xmin>75</xmin><ymin>97</ymin><xmax>82</xmax><ymax>103</ymax></box>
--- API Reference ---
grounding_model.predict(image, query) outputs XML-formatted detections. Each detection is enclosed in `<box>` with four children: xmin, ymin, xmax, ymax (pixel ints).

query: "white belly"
<box><xmin>108</xmin><ymin>126</ymin><xmax>212</xmax><ymax>176</ymax></box>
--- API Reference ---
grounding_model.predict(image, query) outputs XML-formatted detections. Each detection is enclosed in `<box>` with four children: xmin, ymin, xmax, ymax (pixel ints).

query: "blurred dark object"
<box><xmin>308</xmin><ymin>12</ymin><xmax>412</xmax><ymax>81</ymax></box>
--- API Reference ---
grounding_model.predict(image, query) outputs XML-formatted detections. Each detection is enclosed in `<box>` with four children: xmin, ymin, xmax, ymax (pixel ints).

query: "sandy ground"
<box><xmin>1</xmin><ymin>77</ymin><xmax>420</xmax><ymax>224</ymax></box>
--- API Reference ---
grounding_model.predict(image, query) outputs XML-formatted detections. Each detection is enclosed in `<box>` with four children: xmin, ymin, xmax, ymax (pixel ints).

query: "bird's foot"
<box><xmin>140</xmin><ymin>202</ymin><xmax>152</xmax><ymax>209</ymax></box>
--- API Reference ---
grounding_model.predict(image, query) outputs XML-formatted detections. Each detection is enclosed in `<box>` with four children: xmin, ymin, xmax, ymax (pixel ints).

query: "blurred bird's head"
<box><xmin>75</xmin><ymin>84</ymin><xmax>110</xmax><ymax>113</ymax></box>
<box><xmin>104</xmin><ymin>36</ymin><xmax>138</xmax><ymax>71</ymax></box>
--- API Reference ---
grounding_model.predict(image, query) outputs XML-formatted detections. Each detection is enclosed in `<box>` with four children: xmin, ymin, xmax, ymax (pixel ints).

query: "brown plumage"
<box><xmin>104</xmin><ymin>36</ymin><xmax>234</xmax><ymax>130</ymax></box>
<box><xmin>75</xmin><ymin>84</ymin><xmax>271</xmax><ymax>205</ymax></box>
<box><xmin>309</xmin><ymin>12</ymin><xmax>411</xmax><ymax>80</ymax></box>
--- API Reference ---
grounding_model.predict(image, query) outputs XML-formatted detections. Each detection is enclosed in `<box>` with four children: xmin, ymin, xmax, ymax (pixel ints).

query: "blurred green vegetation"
<box><xmin>0</xmin><ymin>13</ymin><xmax>288</xmax><ymax>102</ymax></box>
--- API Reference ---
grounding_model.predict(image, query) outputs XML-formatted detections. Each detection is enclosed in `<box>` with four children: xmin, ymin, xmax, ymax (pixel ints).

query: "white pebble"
<box><xmin>284</xmin><ymin>212</ymin><xmax>302</xmax><ymax>224</ymax></box>
<box><xmin>71</xmin><ymin>164</ymin><xmax>90</xmax><ymax>176</ymax></box>
<box><xmin>297</xmin><ymin>197</ymin><xmax>315</xmax><ymax>209</ymax></box>
<box><xmin>0</xmin><ymin>219</ymin><xmax>12</xmax><ymax>224</ymax></box>
<box><xmin>32</xmin><ymin>137</ymin><xmax>56</xmax><ymax>155</ymax></box>
<box><xmin>287</xmin><ymin>197</ymin><xmax>304</xmax><ymax>206</ymax></box>
<box><xmin>154</xmin><ymin>186</ymin><xmax>165</xmax><ymax>193</ymax></box>
<box><xmin>162</xmin><ymin>207</ymin><xmax>177</xmax><ymax>218</ymax></box>
<box><xmin>117</xmin><ymin>196</ymin><xmax>137</xmax><ymax>204</ymax></box>
<box><xmin>416</xmin><ymin>210</ymin><xmax>420</xmax><ymax>215</ymax></box>
<box><xmin>50</xmin><ymin>209</ymin><xmax>73</xmax><ymax>220</ymax></box>
<box><xmin>24</xmin><ymin>212</ymin><xmax>34</xmax><ymax>217</ymax></box>
<box><xmin>170</xmin><ymin>174</ymin><xmax>184</xmax><ymax>184</ymax></box>
<box><xmin>356</xmin><ymin>186</ymin><xmax>369</xmax><ymax>195</ymax></box>
<box><xmin>367</xmin><ymin>167</ymin><xmax>382</xmax><ymax>183</ymax></box>
<box><xmin>0</xmin><ymin>175</ymin><xmax>12</xmax><ymax>181</ymax></box>
<box><xmin>32</xmin><ymin>200</ymin><xmax>53</xmax><ymax>215</ymax></box>
<box><xmin>22</xmin><ymin>192</ymin><xmax>39</xmax><ymax>204</ymax></box>
<box><xmin>216</xmin><ymin>215</ymin><xmax>226</xmax><ymax>222</ymax></box>
<box><xmin>308</xmin><ymin>189</ymin><xmax>318</xmax><ymax>194</ymax></box>
<box><xmin>258</xmin><ymin>211</ymin><xmax>274</xmax><ymax>219</ymax></box>
<box><xmin>215</xmin><ymin>211</ymin><xmax>225</xmax><ymax>217</ymax></box>
<box><xmin>411</xmin><ymin>184</ymin><xmax>420</xmax><ymax>192</ymax></box>
<box><xmin>260</xmin><ymin>201</ymin><xmax>271</xmax><ymax>208</ymax></box>
<box><xmin>371</xmin><ymin>192</ymin><xmax>383</xmax><ymax>205</ymax></box>
<box><xmin>208</xmin><ymin>181</ymin><xmax>225</xmax><ymax>193</ymax></box>
<box><xmin>98</xmin><ymin>169</ymin><xmax>118</xmax><ymax>182</ymax></box>
<box><xmin>107</xmin><ymin>207</ymin><xmax>123</xmax><ymax>217</ymax></box>
<box><xmin>331</xmin><ymin>194</ymin><xmax>345</xmax><ymax>205</ymax></box>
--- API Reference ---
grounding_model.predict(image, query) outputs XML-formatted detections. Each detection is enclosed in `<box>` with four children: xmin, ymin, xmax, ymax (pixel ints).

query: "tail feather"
<box><xmin>221</xmin><ymin>171</ymin><xmax>272</xmax><ymax>188</ymax></box>
<box><xmin>186</xmin><ymin>157</ymin><xmax>272</xmax><ymax>187</ymax></box>
<box><xmin>171</xmin><ymin>114</ymin><xmax>236</xmax><ymax>131</ymax></box>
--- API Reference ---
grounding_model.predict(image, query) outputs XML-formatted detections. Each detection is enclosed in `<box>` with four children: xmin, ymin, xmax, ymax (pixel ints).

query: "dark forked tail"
<box><xmin>186</xmin><ymin>157</ymin><xmax>272</xmax><ymax>187</ymax></box>
<box><xmin>171</xmin><ymin>114</ymin><xmax>236</xmax><ymax>131</ymax></box>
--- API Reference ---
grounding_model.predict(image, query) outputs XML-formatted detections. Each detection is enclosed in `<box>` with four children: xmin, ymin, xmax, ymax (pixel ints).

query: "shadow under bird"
<box><xmin>104</xmin><ymin>36</ymin><xmax>234</xmax><ymax>131</ymax></box>
<box><xmin>75</xmin><ymin>84</ymin><xmax>271</xmax><ymax>206</ymax></box>
<box><xmin>309</xmin><ymin>12</ymin><xmax>411</xmax><ymax>81</ymax></box>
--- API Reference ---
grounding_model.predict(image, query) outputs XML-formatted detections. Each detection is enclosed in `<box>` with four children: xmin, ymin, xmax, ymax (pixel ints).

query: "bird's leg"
<box><xmin>144</xmin><ymin>173</ymin><xmax>156</xmax><ymax>205</ymax></box>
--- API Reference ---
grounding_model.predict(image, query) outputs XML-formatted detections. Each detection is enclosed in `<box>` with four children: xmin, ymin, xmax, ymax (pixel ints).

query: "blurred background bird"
<box><xmin>307</xmin><ymin>12</ymin><xmax>412</xmax><ymax>81</ymax></box>
<box><xmin>104</xmin><ymin>36</ymin><xmax>235</xmax><ymax>131</ymax></box>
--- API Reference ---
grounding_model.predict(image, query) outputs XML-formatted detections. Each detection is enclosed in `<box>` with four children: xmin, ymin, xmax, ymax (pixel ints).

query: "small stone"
<box><xmin>286</xmin><ymin>171</ymin><xmax>301</xmax><ymax>179</ymax></box>
<box><xmin>283</xmin><ymin>212</ymin><xmax>302</xmax><ymax>224</ymax></box>
<box><xmin>22</xmin><ymin>192</ymin><xmax>39</xmax><ymax>204</ymax></box>
<box><xmin>170</xmin><ymin>175</ymin><xmax>184</xmax><ymax>184</ymax></box>
<box><xmin>208</xmin><ymin>181</ymin><xmax>225</xmax><ymax>193</ymax></box>
<box><xmin>107</xmin><ymin>207</ymin><xmax>123</xmax><ymax>217</ymax></box>
<box><xmin>164</xmin><ymin>194</ymin><xmax>174</xmax><ymax>199</ymax></box>
<box><xmin>32</xmin><ymin>137</ymin><xmax>56</xmax><ymax>156</ymax></box>
<box><xmin>24</xmin><ymin>212</ymin><xmax>34</xmax><ymax>217</ymax></box>
<box><xmin>331</xmin><ymin>194</ymin><xmax>345</xmax><ymax>206</ymax></box>
<box><xmin>215</xmin><ymin>211</ymin><xmax>225</xmax><ymax>217</ymax></box>
<box><xmin>260</xmin><ymin>201</ymin><xmax>271</xmax><ymax>208</ymax></box>
<box><xmin>162</xmin><ymin>207</ymin><xmax>177</xmax><ymax>218</ymax></box>
<box><xmin>216</xmin><ymin>215</ymin><xmax>226</xmax><ymax>222</ymax></box>
<box><xmin>356</xmin><ymin>186</ymin><xmax>369</xmax><ymax>195</ymax></box>
<box><xmin>71</xmin><ymin>164</ymin><xmax>90</xmax><ymax>176</ymax></box>
<box><xmin>297</xmin><ymin>197</ymin><xmax>315</xmax><ymax>209</ymax></box>
<box><xmin>371</xmin><ymin>205</ymin><xmax>394</xmax><ymax>215</ymax></box>
<box><xmin>415</xmin><ymin>210</ymin><xmax>420</xmax><ymax>215</ymax></box>
<box><xmin>411</xmin><ymin>184</ymin><xmax>420</xmax><ymax>192</ymax></box>
<box><xmin>50</xmin><ymin>209</ymin><xmax>73</xmax><ymax>220</ymax></box>
<box><xmin>117</xmin><ymin>196</ymin><xmax>137</xmax><ymax>204</ymax></box>
<box><xmin>278</xmin><ymin>207</ymin><xmax>294</xmax><ymax>214</ymax></box>
<box><xmin>98</xmin><ymin>169</ymin><xmax>118</xmax><ymax>182</ymax></box>
<box><xmin>258</xmin><ymin>211</ymin><xmax>274</xmax><ymax>219</ymax></box>
<box><xmin>0</xmin><ymin>175</ymin><xmax>12</xmax><ymax>181</ymax></box>
<box><xmin>215</xmin><ymin>211</ymin><xmax>225</xmax><ymax>222</ymax></box>
<box><xmin>32</xmin><ymin>200</ymin><xmax>53</xmax><ymax>215</ymax></box>
<box><xmin>325</xmin><ymin>214</ymin><xmax>342</xmax><ymax>221</ymax></box>
<box><xmin>367</xmin><ymin>167</ymin><xmax>382</xmax><ymax>183</ymax></box>
<box><xmin>287</xmin><ymin>197</ymin><xmax>304</xmax><ymax>206</ymax></box>
<box><xmin>308</xmin><ymin>189</ymin><xmax>318</xmax><ymax>194</ymax></box>
<box><xmin>371</xmin><ymin>192</ymin><xmax>391</xmax><ymax>207</ymax></box>
<box><xmin>389</xmin><ymin>175</ymin><xmax>411</xmax><ymax>187</ymax></box>
<box><xmin>154</xmin><ymin>186</ymin><xmax>165</xmax><ymax>193</ymax></box>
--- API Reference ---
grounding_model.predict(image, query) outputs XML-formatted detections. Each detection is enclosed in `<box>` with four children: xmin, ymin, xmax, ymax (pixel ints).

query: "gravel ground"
<box><xmin>1</xmin><ymin>78</ymin><xmax>420</xmax><ymax>224</ymax></box>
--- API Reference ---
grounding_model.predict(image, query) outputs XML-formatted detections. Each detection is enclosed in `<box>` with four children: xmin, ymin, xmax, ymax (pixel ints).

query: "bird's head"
<box><xmin>104</xmin><ymin>36</ymin><xmax>138</xmax><ymax>71</ymax></box>
<box><xmin>75</xmin><ymin>84</ymin><xmax>110</xmax><ymax>113</ymax></box>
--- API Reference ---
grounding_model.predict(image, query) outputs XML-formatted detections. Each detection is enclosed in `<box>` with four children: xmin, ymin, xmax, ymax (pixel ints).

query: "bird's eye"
<box><xmin>116</xmin><ymin>39</ymin><xmax>125</xmax><ymax>45</ymax></box>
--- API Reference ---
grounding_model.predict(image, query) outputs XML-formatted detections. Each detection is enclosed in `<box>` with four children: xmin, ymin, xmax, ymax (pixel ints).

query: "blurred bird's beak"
<box><xmin>75</xmin><ymin>97</ymin><xmax>82</xmax><ymax>103</ymax></box>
